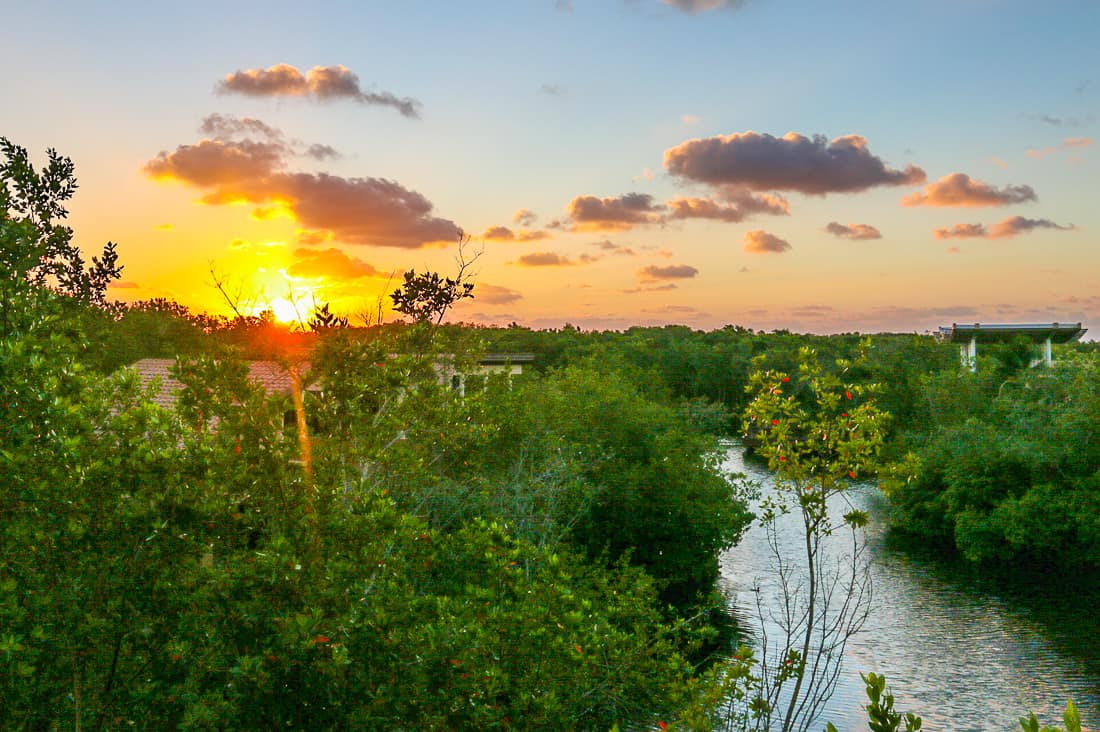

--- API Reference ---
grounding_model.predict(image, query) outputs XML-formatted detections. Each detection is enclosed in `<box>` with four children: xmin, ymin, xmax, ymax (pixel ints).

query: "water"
<box><xmin>719</xmin><ymin>447</ymin><xmax>1100</xmax><ymax>732</ymax></box>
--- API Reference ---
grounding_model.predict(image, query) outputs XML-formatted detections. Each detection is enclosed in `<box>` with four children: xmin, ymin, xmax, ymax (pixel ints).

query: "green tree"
<box><xmin>740</xmin><ymin>342</ymin><xmax>889</xmax><ymax>732</ymax></box>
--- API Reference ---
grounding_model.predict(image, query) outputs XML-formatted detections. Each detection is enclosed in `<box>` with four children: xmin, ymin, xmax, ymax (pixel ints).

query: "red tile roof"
<box><xmin>128</xmin><ymin>358</ymin><xmax>315</xmax><ymax>409</ymax></box>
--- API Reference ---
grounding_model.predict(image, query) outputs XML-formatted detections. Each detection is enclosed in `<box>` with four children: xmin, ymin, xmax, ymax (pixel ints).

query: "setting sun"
<box><xmin>266</xmin><ymin>297</ymin><xmax>305</xmax><ymax>324</ymax></box>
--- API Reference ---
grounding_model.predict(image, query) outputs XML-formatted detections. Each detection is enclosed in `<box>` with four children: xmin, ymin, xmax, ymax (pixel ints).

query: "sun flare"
<box><xmin>267</xmin><ymin>297</ymin><xmax>305</xmax><ymax>324</ymax></box>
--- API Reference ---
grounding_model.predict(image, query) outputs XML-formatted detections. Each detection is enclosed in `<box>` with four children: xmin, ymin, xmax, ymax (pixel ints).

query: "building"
<box><xmin>938</xmin><ymin>322</ymin><xmax>1087</xmax><ymax>371</ymax></box>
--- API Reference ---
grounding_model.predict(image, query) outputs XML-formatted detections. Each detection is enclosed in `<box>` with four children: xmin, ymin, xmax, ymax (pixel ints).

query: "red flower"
<box><xmin>312</xmin><ymin>635</ymin><xmax>330</xmax><ymax>644</ymax></box>
<box><xmin>841</xmin><ymin>412</ymin><xmax>848</xmax><ymax>417</ymax></box>
<box><xmin>771</xmin><ymin>419</ymin><xmax>780</xmax><ymax>426</ymax></box>
<box><xmin>848</xmin><ymin>470</ymin><xmax>857</xmax><ymax>479</ymax></box>
<box><xmin>845</xmin><ymin>390</ymin><xmax>853</xmax><ymax>400</ymax></box>
<box><xmin>658</xmin><ymin>723</ymin><xmax>669</xmax><ymax>731</ymax></box>
<box><xmin>782</xmin><ymin>376</ymin><xmax>790</xmax><ymax>383</ymax></box>
<box><xmin>778</xmin><ymin>456</ymin><xmax>787</xmax><ymax>462</ymax></box>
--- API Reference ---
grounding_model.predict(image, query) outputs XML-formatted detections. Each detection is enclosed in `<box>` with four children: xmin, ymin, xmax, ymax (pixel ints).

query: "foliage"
<box><xmin>308</xmin><ymin>301</ymin><xmax>350</xmax><ymax>331</ymax></box>
<box><xmin>0</xmin><ymin>137</ymin><xmax>121</xmax><ymax>311</ymax></box>
<box><xmin>739</xmin><ymin>342</ymin><xmax>888</xmax><ymax>732</ymax></box>
<box><xmin>1019</xmin><ymin>701</ymin><xmax>1082</xmax><ymax>732</ymax></box>
<box><xmin>390</xmin><ymin>268</ymin><xmax>474</xmax><ymax>324</ymax></box>
<box><xmin>887</xmin><ymin>351</ymin><xmax>1100</xmax><ymax>567</ymax></box>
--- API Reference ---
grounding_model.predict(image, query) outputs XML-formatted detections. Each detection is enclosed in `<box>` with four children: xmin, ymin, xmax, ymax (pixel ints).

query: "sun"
<box><xmin>268</xmin><ymin>297</ymin><xmax>305</xmax><ymax>325</ymax></box>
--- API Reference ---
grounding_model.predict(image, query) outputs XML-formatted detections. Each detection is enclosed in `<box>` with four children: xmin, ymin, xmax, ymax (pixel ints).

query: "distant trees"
<box><xmin>887</xmin><ymin>350</ymin><xmax>1100</xmax><ymax>567</ymax></box>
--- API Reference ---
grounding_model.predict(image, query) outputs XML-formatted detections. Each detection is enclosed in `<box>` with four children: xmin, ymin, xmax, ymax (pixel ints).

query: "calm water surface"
<box><xmin>719</xmin><ymin>447</ymin><xmax>1100</xmax><ymax>732</ymax></box>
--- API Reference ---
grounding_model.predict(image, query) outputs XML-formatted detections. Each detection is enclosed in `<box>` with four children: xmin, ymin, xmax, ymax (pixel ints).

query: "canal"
<box><xmin>719</xmin><ymin>446</ymin><xmax>1100</xmax><ymax>731</ymax></box>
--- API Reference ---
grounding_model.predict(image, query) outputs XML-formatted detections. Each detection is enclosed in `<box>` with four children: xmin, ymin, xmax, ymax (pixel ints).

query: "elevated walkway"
<box><xmin>938</xmin><ymin>322</ymin><xmax>1086</xmax><ymax>371</ymax></box>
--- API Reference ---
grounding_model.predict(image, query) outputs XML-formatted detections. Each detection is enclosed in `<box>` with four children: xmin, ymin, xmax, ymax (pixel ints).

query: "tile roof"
<box><xmin>128</xmin><ymin>358</ymin><xmax>315</xmax><ymax>409</ymax></box>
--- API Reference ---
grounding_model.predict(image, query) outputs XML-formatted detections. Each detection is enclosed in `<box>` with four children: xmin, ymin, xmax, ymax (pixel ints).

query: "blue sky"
<box><xmin>2</xmin><ymin>0</ymin><xmax>1097</xmax><ymax>332</ymax></box>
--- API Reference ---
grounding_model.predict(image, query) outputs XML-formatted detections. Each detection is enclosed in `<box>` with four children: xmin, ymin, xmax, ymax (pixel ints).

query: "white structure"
<box><xmin>938</xmin><ymin>322</ymin><xmax>1086</xmax><ymax>372</ymax></box>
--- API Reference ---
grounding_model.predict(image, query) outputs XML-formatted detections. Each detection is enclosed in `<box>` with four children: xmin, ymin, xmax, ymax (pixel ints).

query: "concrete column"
<box><xmin>966</xmin><ymin>336</ymin><xmax>977</xmax><ymax>372</ymax></box>
<box><xmin>1043</xmin><ymin>337</ymin><xmax>1052</xmax><ymax>366</ymax></box>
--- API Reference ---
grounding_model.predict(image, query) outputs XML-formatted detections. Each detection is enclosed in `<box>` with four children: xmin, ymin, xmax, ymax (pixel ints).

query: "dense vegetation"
<box><xmin>2</xmin><ymin>139</ymin><xmax>752</xmax><ymax>729</ymax></box>
<box><xmin>2</xmin><ymin>137</ymin><xmax>1091</xmax><ymax>729</ymax></box>
<box><xmin>886</xmin><ymin>349</ymin><xmax>1100</xmax><ymax>567</ymax></box>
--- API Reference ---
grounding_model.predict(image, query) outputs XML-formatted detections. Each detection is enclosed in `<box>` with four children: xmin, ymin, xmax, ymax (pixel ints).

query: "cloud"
<box><xmin>217</xmin><ymin>64</ymin><xmax>421</xmax><ymax>118</ymax></box>
<box><xmin>660</xmin><ymin>0</ymin><xmax>745</xmax><ymax>13</ymax></box>
<box><xmin>664</xmin><ymin>131</ymin><xmax>925</xmax><ymax>194</ymax></box>
<box><xmin>622</xmin><ymin>283</ymin><xmax>678</xmax><ymax>294</ymax></box>
<box><xmin>681</xmin><ymin>113</ymin><xmax>700</xmax><ymax>125</ymax></box>
<box><xmin>933</xmin><ymin>223</ymin><xmax>986</xmax><ymax>239</ymax></box>
<box><xmin>554</xmin><ymin>0</ymin><xmax>573</xmax><ymax>12</ymax></box>
<box><xmin>566</xmin><ymin>192</ymin><xmax>665</xmax><ymax>231</ymax></box>
<box><xmin>1027</xmin><ymin>137</ymin><xmax>1094</xmax><ymax>158</ymax></box>
<box><xmin>638</xmin><ymin>264</ymin><xmax>699</xmax><ymax>280</ymax></box>
<box><xmin>901</xmin><ymin>173</ymin><xmax>1036</xmax><ymax>207</ymax></box>
<box><xmin>144</xmin><ymin>134</ymin><xmax>461</xmax><ymax>249</ymax></box>
<box><xmin>824</xmin><ymin>221</ymin><xmax>882</xmax><ymax>240</ymax></box>
<box><xmin>304</xmin><ymin>143</ymin><xmax>341</xmax><ymax>161</ymax></box>
<box><xmin>512</xmin><ymin>208</ymin><xmax>538</xmax><ymax>226</ymax></box>
<box><xmin>515</xmin><ymin>252</ymin><xmax>575</xmax><ymax>266</ymax></box>
<box><xmin>789</xmin><ymin>305</ymin><xmax>834</xmax><ymax>318</ymax></box>
<box><xmin>481</xmin><ymin>225</ymin><xmax>550</xmax><ymax>242</ymax></box>
<box><xmin>199</xmin><ymin>113</ymin><xmax>283</xmax><ymax>141</ymax></box>
<box><xmin>666</xmin><ymin>189</ymin><xmax>789</xmax><ymax>223</ymax></box>
<box><xmin>743</xmin><ymin>229</ymin><xmax>791</xmax><ymax>253</ymax></box>
<box><xmin>287</xmin><ymin>247</ymin><xmax>382</xmax><ymax>279</ymax></box>
<box><xmin>1027</xmin><ymin>113</ymin><xmax>1089</xmax><ymax>127</ymax></box>
<box><xmin>108</xmin><ymin>280</ymin><xmax>140</xmax><ymax>289</ymax></box>
<box><xmin>144</xmin><ymin>139</ymin><xmax>286</xmax><ymax>185</ymax></box>
<box><xmin>591</xmin><ymin>239</ymin><xmax>637</xmax><ymax>256</ymax></box>
<box><xmin>539</xmin><ymin>83</ymin><xmax>567</xmax><ymax>96</ymax></box>
<box><xmin>476</xmin><ymin>283</ymin><xmax>524</xmax><ymax>304</ymax></box>
<box><xmin>197</xmin><ymin>114</ymin><xmax>341</xmax><ymax>161</ymax></box>
<box><xmin>933</xmin><ymin>216</ymin><xmax>1075</xmax><ymax>240</ymax></box>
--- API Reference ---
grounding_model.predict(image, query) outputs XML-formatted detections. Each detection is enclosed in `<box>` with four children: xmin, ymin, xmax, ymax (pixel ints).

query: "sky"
<box><xmin>2</xmin><ymin>0</ymin><xmax>1098</xmax><ymax>334</ymax></box>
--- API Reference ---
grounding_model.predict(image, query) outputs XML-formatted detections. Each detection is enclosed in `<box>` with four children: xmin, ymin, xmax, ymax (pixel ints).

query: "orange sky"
<box><xmin>3</xmin><ymin>1</ymin><xmax>1097</xmax><ymax>334</ymax></box>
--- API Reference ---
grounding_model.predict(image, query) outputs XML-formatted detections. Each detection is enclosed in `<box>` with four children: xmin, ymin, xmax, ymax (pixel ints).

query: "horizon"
<box><xmin>2</xmin><ymin>0</ymin><xmax>1097</xmax><ymax>336</ymax></box>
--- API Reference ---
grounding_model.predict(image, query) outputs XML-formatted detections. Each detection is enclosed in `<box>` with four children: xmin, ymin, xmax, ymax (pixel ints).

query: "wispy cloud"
<box><xmin>638</xmin><ymin>263</ymin><xmax>699</xmax><ymax>280</ymax></box>
<box><xmin>1026</xmin><ymin>136</ymin><xmax>1094</xmax><ymax>159</ymax></box>
<box><xmin>933</xmin><ymin>216</ymin><xmax>1075</xmax><ymax>240</ymax></box>
<box><xmin>591</xmin><ymin>239</ymin><xmax>637</xmax><ymax>256</ymax></box>
<box><xmin>660</xmin><ymin>0</ymin><xmax>746</xmax><ymax>13</ymax></box>
<box><xmin>217</xmin><ymin>64</ymin><xmax>421</xmax><ymax>118</ymax></box>
<box><xmin>476</xmin><ymin>283</ymin><xmax>524</xmax><ymax>304</ymax></box>
<box><xmin>512</xmin><ymin>208</ymin><xmax>538</xmax><ymax>226</ymax></box>
<box><xmin>743</xmin><ymin>229</ymin><xmax>791</xmax><ymax>253</ymax></box>
<box><xmin>481</xmin><ymin>225</ymin><xmax>550</xmax><ymax>242</ymax></box>
<box><xmin>824</xmin><ymin>222</ymin><xmax>882</xmax><ymax>240</ymax></box>
<box><xmin>665</xmin><ymin>131</ymin><xmax>925</xmax><ymax>194</ymax></box>
<box><xmin>515</xmin><ymin>252</ymin><xmax>575</xmax><ymax>266</ymax></box>
<box><xmin>539</xmin><ymin>83</ymin><xmax>567</xmax><ymax>96</ymax></box>
<box><xmin>1026</xmin><ymin>112</ymin><xmax>1088</xmax><ymax>127</ymax></box>
<box><xmin>901</xmin><ymin>173</ymin><xmax>1036</xmax><ymax>207</ymax></box>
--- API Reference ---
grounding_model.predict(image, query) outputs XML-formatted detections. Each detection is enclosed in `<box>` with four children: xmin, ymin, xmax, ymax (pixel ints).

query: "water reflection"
<box><xmin>719</xmin><ymin>447</ymin><xmax>1099</xmax><ymax>731</ymax></box>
